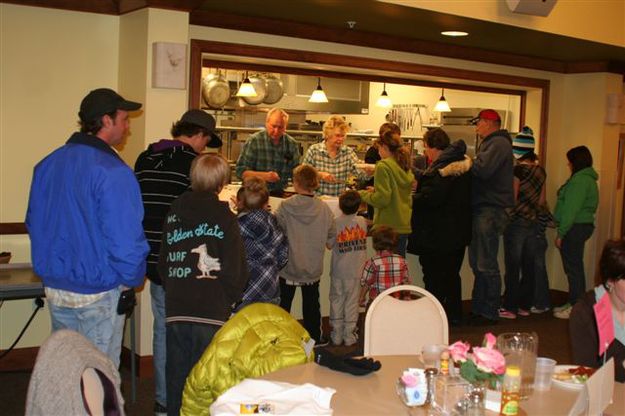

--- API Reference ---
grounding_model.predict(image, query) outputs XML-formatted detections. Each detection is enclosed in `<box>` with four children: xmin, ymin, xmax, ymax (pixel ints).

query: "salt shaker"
<box><xmin>465</xmin><ymin>388</ymin><xmax>485</xmax><ymax>416</ymax></box>
<box><xmin>424</xmin><ymin>367</ymin><xmax>438</xmax><ymax>405</ymax></box>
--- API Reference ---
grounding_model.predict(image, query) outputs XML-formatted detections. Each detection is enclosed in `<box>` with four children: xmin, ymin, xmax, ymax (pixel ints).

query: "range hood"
<box><xmin>201</xmin><ymin>70</ymin><xmax>369</xmax><ymax>115</ymax></box>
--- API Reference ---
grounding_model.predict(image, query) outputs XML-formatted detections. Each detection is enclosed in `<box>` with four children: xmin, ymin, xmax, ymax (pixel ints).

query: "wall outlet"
<box><xmin>32</xmin><ymin>297</ymin><xmax>44</xmax><ymax>311</ymax></box>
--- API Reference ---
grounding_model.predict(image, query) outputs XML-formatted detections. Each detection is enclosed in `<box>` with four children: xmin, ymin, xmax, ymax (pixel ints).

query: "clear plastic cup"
<box><xmin>421</xmin><ymin>344</ymin><xmax>447</xmax><ymax>369</ymax></box>
<box><xmin>534</xmin><ymin>357</ymin><xmax>557</xmax><ymax>391</ymax></box>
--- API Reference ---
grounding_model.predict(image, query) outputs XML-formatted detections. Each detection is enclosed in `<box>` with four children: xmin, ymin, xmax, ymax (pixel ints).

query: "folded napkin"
<box><xmin>210</xmin><ymin>379</ymin><xmax>336</xmax><ymax>415</ymax></box>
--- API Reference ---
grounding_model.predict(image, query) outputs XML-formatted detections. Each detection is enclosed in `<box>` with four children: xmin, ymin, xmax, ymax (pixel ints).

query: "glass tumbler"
<box><xmin>496</xmin><ymin>332</ymin><xmax>538</xmax><ymax>400</ymax></box>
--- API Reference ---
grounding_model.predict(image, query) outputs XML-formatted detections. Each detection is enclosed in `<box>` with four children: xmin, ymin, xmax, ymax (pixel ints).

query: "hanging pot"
<box><xmin>263</xmin><ymin>75</ymin><xmax>284</xmax><ymax>105</ymax></box>
<box><xmin>202</xmin><ymin>71</ymin><xmax>230</xmax><ymax>109</ymax></box>
<box><xmin>242</xmin><ymin>75</ymin><xmax>267</xmax><ymax>105</ymax></box>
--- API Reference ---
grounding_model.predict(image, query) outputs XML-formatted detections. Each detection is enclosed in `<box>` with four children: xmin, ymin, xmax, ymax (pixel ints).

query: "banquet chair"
<box><xmin>25</xmin><ymin>329</ymin><xmax>124</xmax><ymax>416</ymax></box>
<box><xmin>363</xmin><ymin>284</ymin><xmax>448</xmax><ymax>356</ymax></box>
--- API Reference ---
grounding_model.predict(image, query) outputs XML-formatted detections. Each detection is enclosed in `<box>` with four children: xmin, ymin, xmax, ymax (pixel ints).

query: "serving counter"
<box><xmin>215</xmin><ymin>126</ymin><xmax>422</xmax><ymax>164</ymax></box>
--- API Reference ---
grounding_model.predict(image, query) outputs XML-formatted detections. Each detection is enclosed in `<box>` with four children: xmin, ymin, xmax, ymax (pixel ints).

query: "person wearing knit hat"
<box><xmin>512</xmin><ymin>126</ymin><xmax>536</xmax><ymax>160</ymax></box>
<box><xmin>500</xmin><ymin>125</ymin><xmax>552</xmax><ymax>320</ymax></box>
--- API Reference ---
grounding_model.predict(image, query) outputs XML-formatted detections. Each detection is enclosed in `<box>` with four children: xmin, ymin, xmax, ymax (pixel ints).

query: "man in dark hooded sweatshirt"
<box><xmin>468</xmin><ymin>109</ymin><xmax>514</xmax><ymax>325</ymax></box>
<box><xmin>134</xmin><ymin>109</ymin><xmax>222</xmax><ymax>416</ymax></box>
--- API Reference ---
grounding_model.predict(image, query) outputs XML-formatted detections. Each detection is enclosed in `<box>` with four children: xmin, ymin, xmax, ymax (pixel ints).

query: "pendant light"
<box><xmin>376</xmin><ymin>83</ymin><xmax>392</xmax><ymax>108</ymax></box>
<box><xmin>308</xmin><ymin>77</ymin><xmax>328</xmax><ymax>103</ymax></box>
<box><xmin>434</xmin><ymin>88</ymin><xmax>451</xmax><ymax>112</ymax></box>
<box><xmin>235</xmin><ymin>71</ymin><xmax>257</xmax><ymax>97</ymax></box>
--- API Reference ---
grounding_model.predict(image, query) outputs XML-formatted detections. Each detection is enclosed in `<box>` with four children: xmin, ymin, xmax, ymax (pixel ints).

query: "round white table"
<box><xmin>260</xmin><ymin>355</ymin><xmax>624</xmax><ymax>415</ymax></box>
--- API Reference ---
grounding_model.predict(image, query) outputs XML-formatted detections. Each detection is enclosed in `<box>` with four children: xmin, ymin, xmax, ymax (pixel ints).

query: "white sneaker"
<box><xmin>553</xmin><ymin>303</ymin><xmax>571</xmax><ymax>313</ymax></box>
<box><xmin>554</xmin><ymin>305</ymin><xmax>572</xmax><ymax>319</ymax></box>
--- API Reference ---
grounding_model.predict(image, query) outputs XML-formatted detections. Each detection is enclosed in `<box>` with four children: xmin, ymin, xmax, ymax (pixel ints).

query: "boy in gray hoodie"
<box><xmin>276</xmin><ymin>165</ymin><xmax>336</xmax><ymax>344</ymax></box>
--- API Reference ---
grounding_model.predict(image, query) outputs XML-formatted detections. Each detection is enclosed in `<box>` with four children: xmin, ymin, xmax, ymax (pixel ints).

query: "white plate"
<box><xmin>355</xmin><ymin>163</ymin><xmax>375</xmax><ymax>170</ymax></box>
<box><xmin>552</xmin><ymin>365</ymin><xmax>590</xmax><ymax>390</ymax></box>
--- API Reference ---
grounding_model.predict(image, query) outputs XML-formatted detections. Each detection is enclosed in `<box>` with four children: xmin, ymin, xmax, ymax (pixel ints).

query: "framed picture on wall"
<box><xmin>152</xmin><ymin>42</ymin><xmax>187</xmax><ymax>89</ymax></box>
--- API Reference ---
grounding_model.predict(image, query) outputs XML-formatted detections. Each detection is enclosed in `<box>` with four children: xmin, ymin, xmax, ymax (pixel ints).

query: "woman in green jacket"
<box><xmin>553</xmin><ymin>145</ymin><xmax>599</xmax><ymax>319</ymax></box>
<box><xmin>359</xmin><ymin>127</ymin><xmax>415</xmax><ymax>256</ymax></box>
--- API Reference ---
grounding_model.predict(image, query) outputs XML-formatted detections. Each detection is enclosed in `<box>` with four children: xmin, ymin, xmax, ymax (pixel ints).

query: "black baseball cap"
<box><xmin>179</xmin><ymin>109</ymin><xmax>222</xmax><ymax>148</ymax></box>
<box><xmin>79</xmin><ymin>88</ymin><xmax>142</xmax><ymax>122</ymax></box>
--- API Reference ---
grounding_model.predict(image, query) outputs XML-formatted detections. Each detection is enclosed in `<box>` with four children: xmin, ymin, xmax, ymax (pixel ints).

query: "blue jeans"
<box><xmin>560</xmin><ymin>223</ymin><xmax>594</xmax><ymax>304</ymax></box>
<box><xmin>503</xmin><ymin>218</ymin><xmax>537</xmax><ymax>312</ymax></box>
<box><xmin>48</xmin><ymin>286</ymin><xmax>124</xmax><ymax>368</ymax></box>
<box><xmin>469</xmin><ymin>206</ymin><xmax>509</xmax><ymax>320</ymax></box>
<box><xmin>166</xmin><ymin>322</ymin><xmax>219</xmax><ymax>416</ymax></box>
<box><xmin>151</xmin><ymin>282</ymin><xmax>167</xmax><ymax>408</ymax></box>
<box><xmin>531</xmin><ymin>231</ymin><xmax>551</xmax><ymax>310</ymax></box>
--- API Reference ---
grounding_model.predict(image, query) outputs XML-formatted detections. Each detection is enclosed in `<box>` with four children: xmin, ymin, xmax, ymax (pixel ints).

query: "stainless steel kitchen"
<box><xmin>198</xmin><ymin>66</ymin><xmax>524</xmax><ymax>174</ymax></box>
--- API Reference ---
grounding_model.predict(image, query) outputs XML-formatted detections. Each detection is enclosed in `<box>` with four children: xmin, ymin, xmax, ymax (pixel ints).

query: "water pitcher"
<box><xmin>496</xmin><ymin>332</ymin><xmax>538</xmax><ymax>399</ymax></box>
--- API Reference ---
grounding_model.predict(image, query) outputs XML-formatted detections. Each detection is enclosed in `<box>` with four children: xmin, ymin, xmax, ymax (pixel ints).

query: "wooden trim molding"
<box><xmin>1</xmin><ymin>0</ymin><xmax>118</xmax><ymax>14</ymax></box>
<box><xmin>0</xmin><ymin>346</ymin><xmax>153</xmax><ymax>378</ymax></box>
<box><xmin>0</xmin><ymin>222</ymin><xmax>28</xmax><ymax>235</ymax></box>
<box><xmin>194</xmin><ymin>41</ymin><xmax>549</xmax><ymax>89</ymax></box>
<box><xmin>118</xmin><ymin>0</ymin><xmax>205</xmax><ymax>15</ymax></box>
<box><xmin>2</xmin><ymin>0</ymin><xmax>206</xmax><ymax>15</ymax></box>
<box><xmin>190</xmin><ymin>10</ymin><xmax>569</xmax><ymax>74</ymax></box>
<box><xmin>202</xmin><ymin>59</ymin><xmax>528</xmax><ymax>96</ymax></box>
<box><xmin>4</xmin><ymin>1</ymin><xmax>622</xmax><ymax>76</ymax></box>
<box><xmin>120</xmin><ymin>347</ymin><xmax>153</xmax><ymax>379</ymax></box>
<box><xmin>0</xmin><ymin>346</ymin><xmax>39</xmax><ymax>372</ymax></box>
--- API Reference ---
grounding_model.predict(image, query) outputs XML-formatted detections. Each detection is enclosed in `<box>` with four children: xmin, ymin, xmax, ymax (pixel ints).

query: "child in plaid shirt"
<box><xmin>359</xmin><ymin>225</ymin><xmax>410</xmax><ymax>306</ymax></box>
<box><xmin>234</xmin><ymin>177</ymin><xmax>288</xmax><ymax>311</ymax></box>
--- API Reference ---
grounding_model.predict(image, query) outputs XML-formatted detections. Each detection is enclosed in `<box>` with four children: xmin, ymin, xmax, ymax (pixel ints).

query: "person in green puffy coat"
<box><xmin>553</xmin><ymin>145</ymin><xmax>599</xmax><ymax>319</ymax></box>
<box><xmin>181</xmin><ymin>303</ymin><xmax>314</xmax><ymax>415</ymax></box>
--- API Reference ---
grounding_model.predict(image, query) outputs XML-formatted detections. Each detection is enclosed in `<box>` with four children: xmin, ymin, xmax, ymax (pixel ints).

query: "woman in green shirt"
<box><xmin>359</xmin><ymin>127</ymin><xmax>415</xmax><ymax>256</ymax></box>
<box><xmin>553</xmin><ymin>145</ymin><xmax>599</xmax><ymax>319</ymax></box>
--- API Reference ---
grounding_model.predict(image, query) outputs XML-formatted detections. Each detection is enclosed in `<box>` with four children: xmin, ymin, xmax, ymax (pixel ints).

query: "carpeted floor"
<box><xmin>0</xmin><ymin>306</ymin><xmax>571</xmax><ymax>416</ymax></box>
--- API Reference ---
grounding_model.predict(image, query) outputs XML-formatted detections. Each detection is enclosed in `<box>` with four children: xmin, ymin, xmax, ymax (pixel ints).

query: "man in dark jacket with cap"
<box><xmin>468</xmin><ymin>109</ymin><xmax>514</xmax><ymax>325</ymax></box>
<box><xmin>26</xmin><ymin>88</ymin><xmax>149</xmax><ymax>367</ymax></box>
<box><xmin>134</xmin><ymin>109</ymin><xmax>222</xmax><ymax>416</ymax></box>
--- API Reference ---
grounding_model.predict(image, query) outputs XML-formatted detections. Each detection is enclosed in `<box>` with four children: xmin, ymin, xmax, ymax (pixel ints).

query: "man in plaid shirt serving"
<box><xmin>236</xmin><ymin>108</ymin><xmax>300</xmax><ymax>197</ymax></box>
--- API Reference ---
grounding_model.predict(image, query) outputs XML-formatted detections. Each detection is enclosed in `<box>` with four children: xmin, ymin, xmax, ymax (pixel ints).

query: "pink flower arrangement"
<box><xmin>448</xmin><ymin>340</ymin><xmax>470</xmax><ymax>362</ymax></box>
<box><xmin>448</xmin><ymin>333</ymin><xmax>505</xmax><ymax>386</ymax></box>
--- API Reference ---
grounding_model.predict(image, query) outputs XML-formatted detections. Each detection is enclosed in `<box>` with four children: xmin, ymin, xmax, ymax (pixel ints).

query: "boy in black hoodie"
<box><xmin>158</xmin><ymin>154</ymin><xmax>248</xmax><ymax>416</ymax></box>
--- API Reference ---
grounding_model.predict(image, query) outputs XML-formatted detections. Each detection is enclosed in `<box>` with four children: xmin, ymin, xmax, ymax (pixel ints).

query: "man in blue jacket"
<box><xmin>26</xmin><ymin>88</ymin><xmax>149</xmax><ymax>367</ymax></box>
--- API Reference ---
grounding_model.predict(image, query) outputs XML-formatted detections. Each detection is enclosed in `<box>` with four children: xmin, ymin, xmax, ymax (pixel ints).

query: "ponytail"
<box><xmin>379</xmin><ymin>131</ymin><xmax>410</xmax><ymax>172</ymax></box>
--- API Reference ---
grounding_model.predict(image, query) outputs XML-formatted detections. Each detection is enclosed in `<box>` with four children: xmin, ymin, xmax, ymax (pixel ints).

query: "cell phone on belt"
<box><xmin>116</xmin><ymin>288</ymin><xmax>136</xmax><ymax>315</ymax></box>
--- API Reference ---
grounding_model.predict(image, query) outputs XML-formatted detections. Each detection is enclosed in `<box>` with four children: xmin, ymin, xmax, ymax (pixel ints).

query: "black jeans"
<box><xmin>560</xmin><ymin>223</ymin><xmax>594</xmax><ymax>304</ymax></box>
<box><xmin>279</xmin><ymin>278</ymin><xmax>321</xmax><ymax>342</ymax></box>
<box><xmin>166</xmin><ymin>322</ymin><xmax>219</xmax><ymax>416</ymax></box>
<box><xmin>419</xmin><ymin>247</ymin><xmax>465</xmax><ymax>323</ymax></box>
